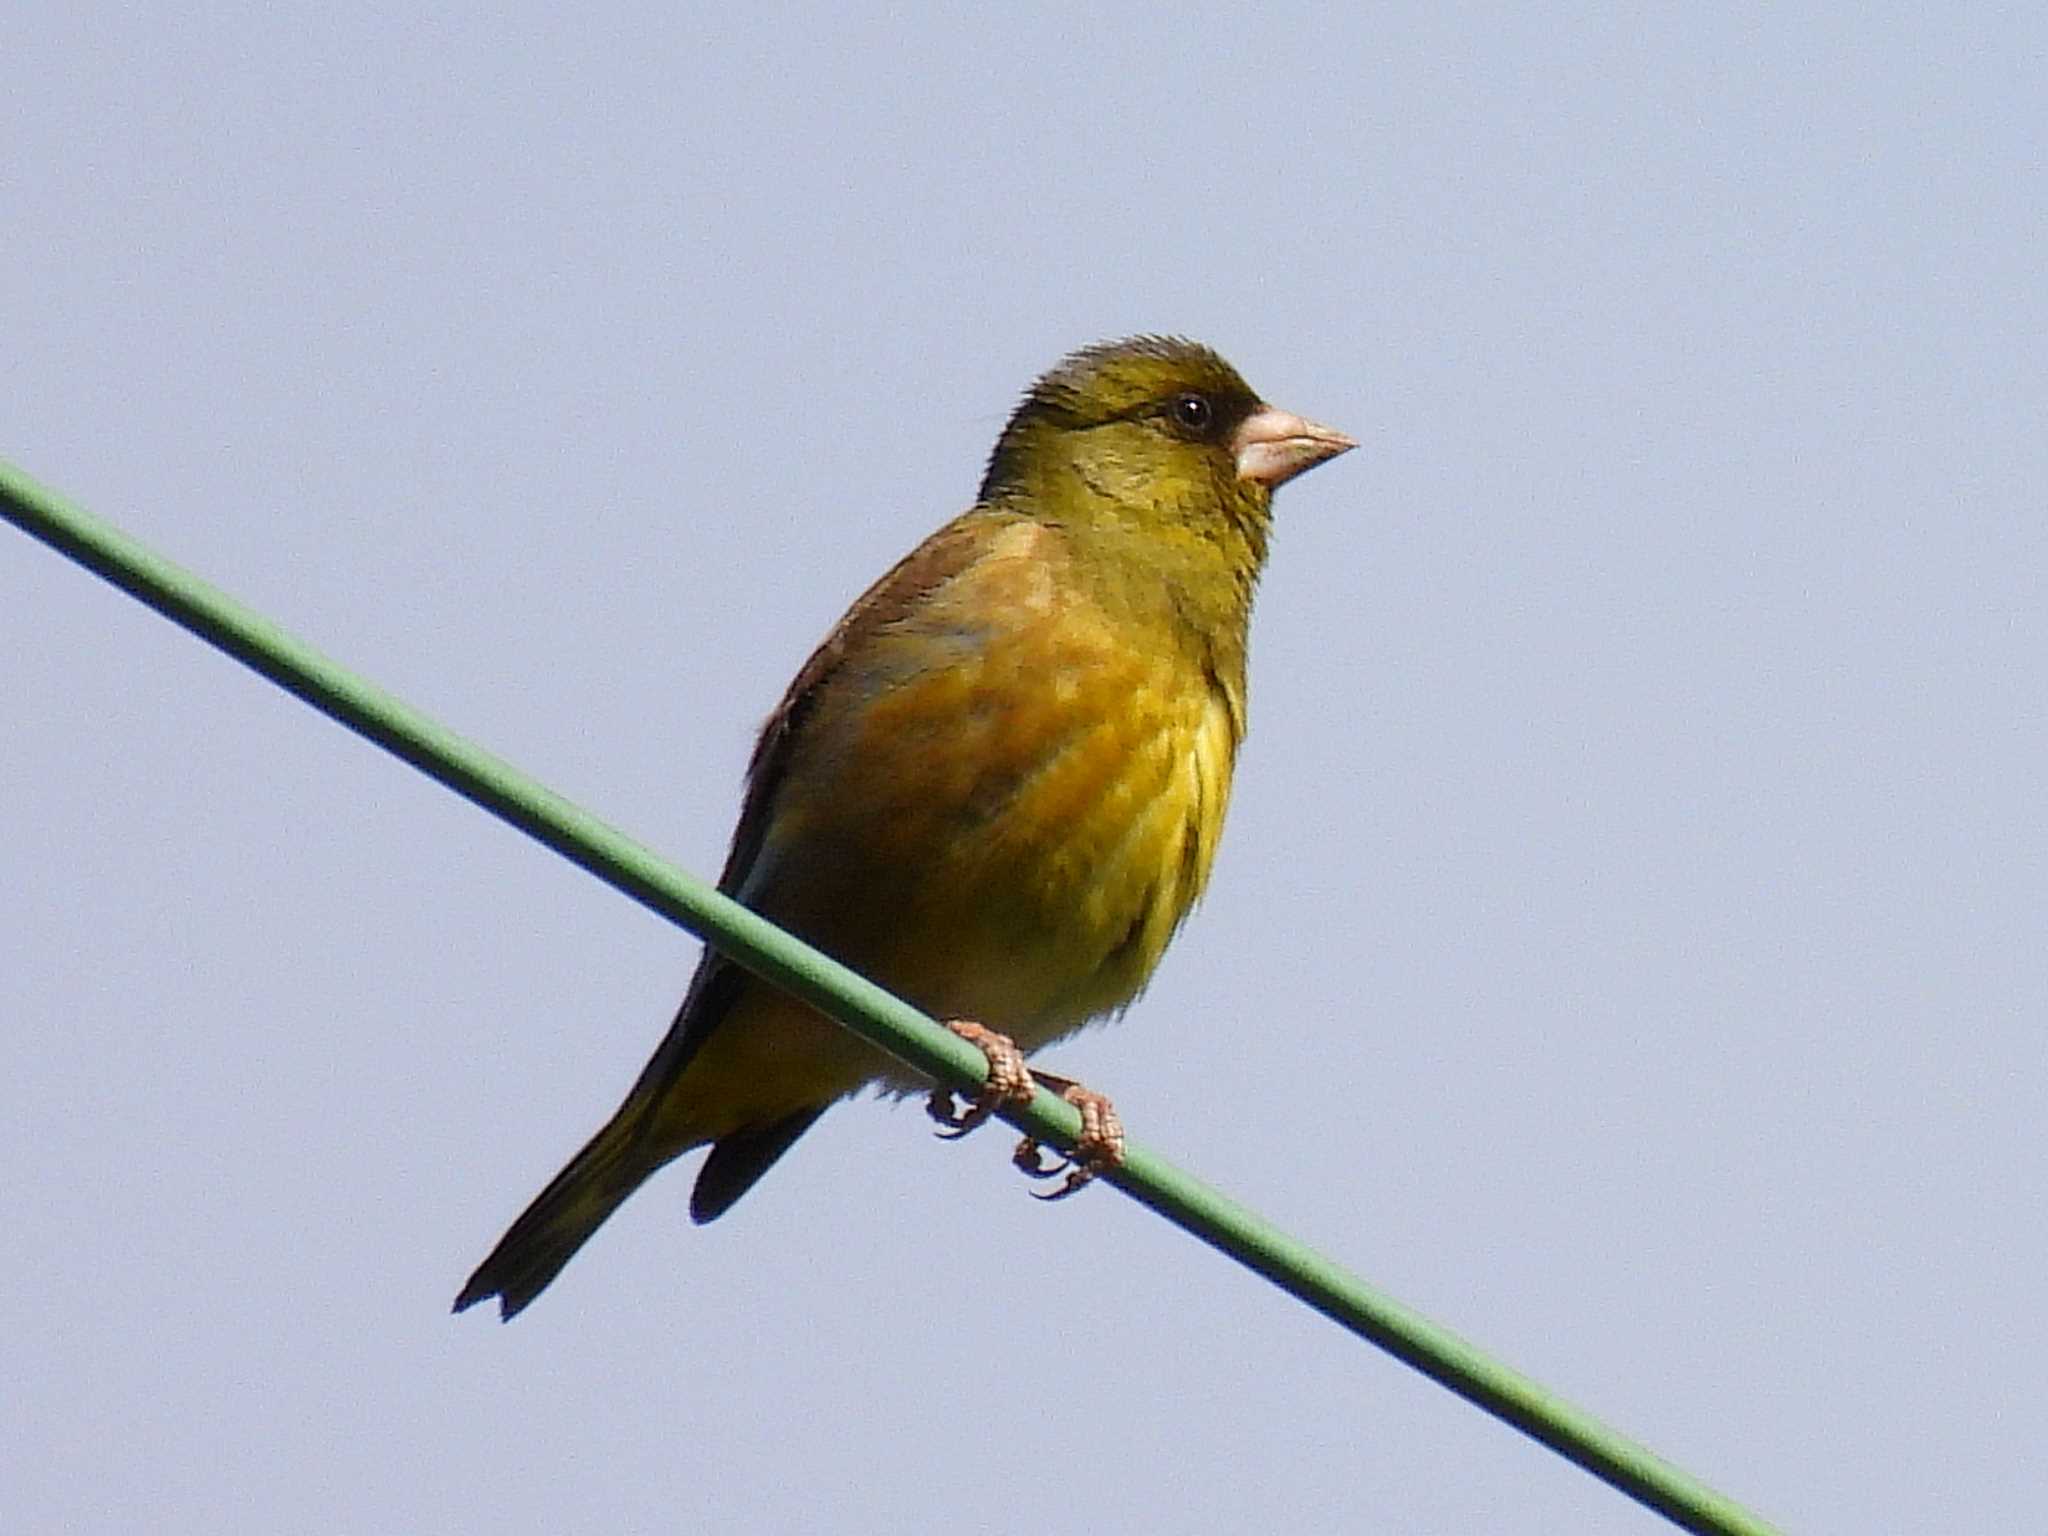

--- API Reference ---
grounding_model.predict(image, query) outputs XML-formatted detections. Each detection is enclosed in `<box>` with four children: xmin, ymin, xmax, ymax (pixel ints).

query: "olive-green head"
<box><xmin>978</xmin><ymin>336</ymin><xmax>1354</xmax><ymax>556</ymax></box>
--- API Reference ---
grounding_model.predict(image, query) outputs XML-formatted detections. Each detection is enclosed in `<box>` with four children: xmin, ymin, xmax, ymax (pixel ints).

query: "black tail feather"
<box><xmin>454</xmin><ymin>1112</ymin><xmax>655</xmax><ymax>1321</ymax></box>
<box><xmin>689</xmin><ymin>1107</ymin><xmax>827</xmax><ymax>1225</ymax></box>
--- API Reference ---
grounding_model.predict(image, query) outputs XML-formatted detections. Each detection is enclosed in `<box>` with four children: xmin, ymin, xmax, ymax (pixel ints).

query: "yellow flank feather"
<box><xmin>455</xmin><ymin>337</ymin><xmax>1352</xmax><ymax>1318</ymax></box>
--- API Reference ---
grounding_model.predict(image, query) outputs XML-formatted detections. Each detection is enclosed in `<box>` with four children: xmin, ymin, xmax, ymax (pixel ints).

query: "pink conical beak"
<box><xmin>1232</xmin><ymin>406</ymin><xmax>1356</xmax><ymax>488</ymax></box>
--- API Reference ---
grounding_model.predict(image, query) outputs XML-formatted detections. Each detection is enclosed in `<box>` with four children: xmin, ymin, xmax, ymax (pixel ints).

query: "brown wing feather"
<box><xmin>633</xmin><ymin>509</ymin><xmax>1016</xmax><ymax>1096</ymax></box>
<box><xmin>715</xmin><ymin>509</ymin><xmax>1017</xmax><ymax>894</ymax></box>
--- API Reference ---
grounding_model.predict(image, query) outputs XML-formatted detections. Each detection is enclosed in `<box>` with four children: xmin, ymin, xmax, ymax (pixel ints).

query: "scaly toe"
<box><xmin>930</xmin><ymin>1019</ymin><xmax>1035</xmax><ymax>1141</ymax></box>
<box><xmin>1024</xmin><ymin>1081</ymin><xmax>1126</xmax><ymax>1202</ymax></box>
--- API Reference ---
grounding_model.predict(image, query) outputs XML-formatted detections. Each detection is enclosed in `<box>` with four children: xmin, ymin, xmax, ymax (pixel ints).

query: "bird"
<box><xmin>454</xmin><ymin>336</ymin><xmax>1354</xmax><ymax>1319</ymax></box>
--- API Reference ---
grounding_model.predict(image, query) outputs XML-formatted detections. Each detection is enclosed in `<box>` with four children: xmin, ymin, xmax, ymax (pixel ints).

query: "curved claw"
<box><xmin>1014</xmin><ymin>1134</ymin><xmax>1098</xmax><ymax>1201</ymax></box>
<box><xmin>1029</xmin><ymin>1167</ymin><xmax>1100</xmax><ymax>1202</ymax></box>
<box><xmin>1017</xmin><ymin>1082</ymin><xmax>1128</xmax><ymax>1201</ymax></box>
<box><xmin>929</xmin><ymin>1019</ymin><xmax>1035</xmax><ymax>1142</ymax></box>
<box><xmin>927</xmin><ymin>1087</ymin><xmax>995</xmax><ymax>1141</ymax></box>
<box><xmin>1012</xmin><ymin>1136</ymin><xmax>1067</xmax><ymax>1179</ymax></box>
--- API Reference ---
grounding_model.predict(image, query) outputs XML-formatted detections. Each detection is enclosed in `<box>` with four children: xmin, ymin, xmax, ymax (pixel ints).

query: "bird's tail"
<box><xmin>453</xmin><ymin>1107</ymin><xmax>663</xmax><ymax>1321</ymax></box>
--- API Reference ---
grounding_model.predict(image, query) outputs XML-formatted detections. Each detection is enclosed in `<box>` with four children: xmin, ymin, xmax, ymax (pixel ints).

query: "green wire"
<box><xmin>3</xmin><ymin>458</ymin><xmax>1781</xmax><ymax>1536</ymax></box>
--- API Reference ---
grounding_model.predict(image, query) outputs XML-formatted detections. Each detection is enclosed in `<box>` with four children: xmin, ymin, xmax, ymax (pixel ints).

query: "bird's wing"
<box><xmin>718</xmin><ymin>508</ymin><xmax>1010</xmax><ymax>894</ymax></box>
<box><xmin>633</xmin><ymin>509</ymin><xmax>1015</xmax><ymax>1097</ymax></box>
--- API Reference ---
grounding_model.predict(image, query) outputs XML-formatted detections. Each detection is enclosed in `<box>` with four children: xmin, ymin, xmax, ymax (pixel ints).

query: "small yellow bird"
<box><xmin>455</xmin><ymin>337</ymin><xmax>1353</xmax><ymax>1318</ymax></box>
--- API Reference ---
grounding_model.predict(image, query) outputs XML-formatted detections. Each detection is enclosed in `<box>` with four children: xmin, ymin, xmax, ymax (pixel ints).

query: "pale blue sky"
<box><xmin>5</xmin><ymin>7</ymin><xmax>2043</xmax><ymax>1533</ymax></box>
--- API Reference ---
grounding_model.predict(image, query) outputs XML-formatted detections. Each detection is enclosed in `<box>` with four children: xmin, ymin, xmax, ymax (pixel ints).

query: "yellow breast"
<box><xmin>663</xmin><ymin>522</ymin><xmax>1247</xmax><ymax>1135</ymax></box>
<box><xmin>745</xmin><ymin>526</ymin><xmax>1241</xmax><ymax>1051</ymax></box>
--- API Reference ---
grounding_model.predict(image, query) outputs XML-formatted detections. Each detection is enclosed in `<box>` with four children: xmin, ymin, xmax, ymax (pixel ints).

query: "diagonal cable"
<box><xmin>3</xmin><ymin>458</ymin><xmax>1781</xmax><ymax>1536</ymax></box>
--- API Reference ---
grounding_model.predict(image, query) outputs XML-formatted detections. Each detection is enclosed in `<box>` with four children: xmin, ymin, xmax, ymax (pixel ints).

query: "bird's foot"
<box><xmin>927</xmin><ymin>1019</ymin><xmax>1036</xmax><ymax>1140</ymax></box>
<box><xmin>1012</xmin><ymin>1071</ymin><xmax>1126</xmax><ymax>1201</ymax></box>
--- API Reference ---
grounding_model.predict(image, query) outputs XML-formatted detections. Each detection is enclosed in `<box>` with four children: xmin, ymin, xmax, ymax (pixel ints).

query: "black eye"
<box><xmin>1169</xmin><ymin>392</ymin><xmax>1214</xmax><ymax>434</ymax></box>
